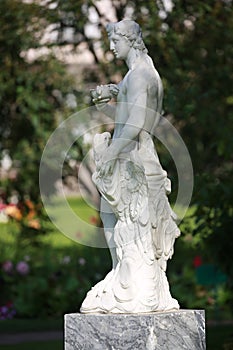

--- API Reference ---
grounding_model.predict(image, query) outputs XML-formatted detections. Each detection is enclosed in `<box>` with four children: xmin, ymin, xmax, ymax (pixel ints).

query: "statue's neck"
<box><xmin>126</xmin><ymin>48</ymin><xmax>144</xmax><ymax>70</ymax></box>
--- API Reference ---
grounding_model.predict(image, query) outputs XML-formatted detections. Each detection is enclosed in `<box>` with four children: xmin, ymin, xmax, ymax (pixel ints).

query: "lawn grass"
<box><xmin>41</xmin><ymin>195</ymin><xmax>101</xmax><ymax>247</ymax></box>
<box><xmin>0</xmin><ymin>318</ymin><xmax>63</xmax><ymax>334</ymax></box>
<box><xmin>0</xmin><ymin>340</ymin><xmax>62</xmax><ymax>350</ymax></box>
<box><xmin>0</xmin><ymin>196</ymin><xmax>99</xmax><ymax>258</ymax></box>
<box><xmin>67</xmin><ymin>197</ymin><xmax>97</xmax><ymax>222</ymax></box>
<box><xmin>0</xmin><ymin>222</ymin><xmax>19</xmax><ymax>259</ymax></box>
<box><xmin>207</xmin><ymin>324</ymin><xmax>233</xmax><ymax>349</ymax></box>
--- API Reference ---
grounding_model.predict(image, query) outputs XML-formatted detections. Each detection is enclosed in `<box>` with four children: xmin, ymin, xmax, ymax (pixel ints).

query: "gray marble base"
<box><xmin>64</xmin><ymin>309</ymin><xmax>205</xmax><ymax>350</ymax></box>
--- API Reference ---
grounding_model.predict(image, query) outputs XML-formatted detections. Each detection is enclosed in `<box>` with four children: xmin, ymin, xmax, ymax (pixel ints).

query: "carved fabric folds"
<box><xmin>80</xmin><ymin>131</ymin><xmax>180</xmax><ymax>313</ymax></box>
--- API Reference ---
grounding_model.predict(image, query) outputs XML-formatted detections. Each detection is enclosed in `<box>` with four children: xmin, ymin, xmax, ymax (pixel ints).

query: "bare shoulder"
<box><xmin>127</xmin><ymin>57</ymin><xmax>161</xmax><ymax>92</ymax></box>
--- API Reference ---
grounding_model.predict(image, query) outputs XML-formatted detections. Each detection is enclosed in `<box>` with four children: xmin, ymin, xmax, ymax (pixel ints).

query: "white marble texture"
<box><xmin>65</xmin><ymin>309</ymin><xmax>206</xmax><ymax>350</ymax></box>
<box><xmin>81</xmin><ymin>19</ymin><xmax>181</xmax><ymax>314</ymax></box>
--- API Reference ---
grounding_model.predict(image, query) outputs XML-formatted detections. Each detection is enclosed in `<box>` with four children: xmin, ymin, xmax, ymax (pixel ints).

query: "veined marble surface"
<box><xmin>64</xmin><ymin>309</ymin><xmax>206</xmax><ymax>350</ymax></box>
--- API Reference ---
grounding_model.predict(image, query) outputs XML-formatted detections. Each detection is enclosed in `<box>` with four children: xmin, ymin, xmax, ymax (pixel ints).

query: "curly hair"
<box><xmin>106</xmin><ymin>20</ymin><xmax>148</xmax><ymax>54</ymax></box>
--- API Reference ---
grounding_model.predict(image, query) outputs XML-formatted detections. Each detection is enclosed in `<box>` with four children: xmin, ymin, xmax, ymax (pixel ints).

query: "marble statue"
<box><xmin>80</xmin><ymin>20</ymin><xmax>180</xmax><ymax>314</ymax></box>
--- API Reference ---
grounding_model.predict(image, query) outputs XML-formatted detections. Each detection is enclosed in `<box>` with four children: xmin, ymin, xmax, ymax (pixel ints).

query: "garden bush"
<box><xmin>0</xmin><ymin>236</ymin><xmax>111</xmax><ymax>318</ymax></box>
<box><xmin>0</xmin><ymin>197</ymin><xmax>111</xmax><ymax>318</ymax></box>
<box><xmin>0</xmin><ymin>198</ymin><xmax>231</xmax><ymax>320</ymax></box>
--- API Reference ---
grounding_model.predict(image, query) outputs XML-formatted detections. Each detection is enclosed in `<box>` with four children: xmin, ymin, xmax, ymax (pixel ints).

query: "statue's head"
<box><xmin>106</xmin><ymin>20</ymin><xmax>147</xmax><ymax>59</ymax></box>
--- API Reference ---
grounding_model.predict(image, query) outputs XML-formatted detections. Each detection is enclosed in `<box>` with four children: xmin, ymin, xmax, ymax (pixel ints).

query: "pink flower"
<box><xmin>0</xmin><ymin>203</ymin><xmax>7</xmax><ymax>211</ymax></box>
<box><xmin>61</xmin><ymin>256</ymin><xmax>71</xmax><ymax>265</ymax></box>
<box><xmin>78</xmin><ymin>258</ymin><xmax>86</xmax><ymax>266</ymax></box>
<box><xmin>0</xmin><ymin>302</ymin><xmax>16</xmax><ymax>320</ymax></box>
<box><xmin>16</xmin><ymin>261</ymin><xmax>30</xmax><ymax>276</ymax></box>
<box><xmin>2</xmin><ymin>260</ymin><xmax>13</xmax><ymax>274</ymax></box>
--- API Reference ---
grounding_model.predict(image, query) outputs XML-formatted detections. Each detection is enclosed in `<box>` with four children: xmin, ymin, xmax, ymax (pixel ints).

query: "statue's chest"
<box><xmin>117</xmin><ymin>71</ymin><xmax>131</xmax><ymax>103</ymax></box>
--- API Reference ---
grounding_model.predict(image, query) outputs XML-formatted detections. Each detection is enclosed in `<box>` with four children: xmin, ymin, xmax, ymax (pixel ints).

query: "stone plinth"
<box><xmin>64</xmin><ymin>309</ymin><xmax>205</xmax><ymax>350</ymax></box>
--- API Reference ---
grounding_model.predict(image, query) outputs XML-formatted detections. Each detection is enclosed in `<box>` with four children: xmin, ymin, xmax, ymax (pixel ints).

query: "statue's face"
<box><xmin>109</xmin><ymin>33</ymin><xmax>131</xmax><ymax>60</ymax></box>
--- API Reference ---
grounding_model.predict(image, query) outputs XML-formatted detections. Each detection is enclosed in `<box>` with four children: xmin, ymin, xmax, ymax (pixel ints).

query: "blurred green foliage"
<box><xmin>0</xmin><ymin>0</ymin><xmax>74</xmax><ymax>188</ymax></box>
<box><xmin>0</xmin><ymin>198</ymin><xmax>111</xmax><ymax>318</ymax></box>
<box><xmin>0</xmin><ymin>0</ymin><xmax>75</xmax><ymax>250</ymax></box>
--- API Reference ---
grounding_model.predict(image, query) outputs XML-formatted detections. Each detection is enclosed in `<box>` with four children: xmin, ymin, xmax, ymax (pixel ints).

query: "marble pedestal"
<box><xmin>64</xmin><ymin>309</ymin><xmax>205</xmax><ymax>350</ymax></box>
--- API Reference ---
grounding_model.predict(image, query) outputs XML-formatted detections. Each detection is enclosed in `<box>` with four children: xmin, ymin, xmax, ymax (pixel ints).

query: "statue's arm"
<box><xmin>109</xmin><ymin>75</ymin><xmax>148</xmax><ymax>155</ymax></box>
<box><xmin>111</xmin><ymin>94</ymin><xmax>147</xmax><ymax>153</ymax></box>
<box><xmin>98</xmin><ymin>74</ymin><xmax>149</xmax><ymax>176</ymax></box>
<box><xmin>96</xmin><ymin>89</ymin><xmax>147</xmax><ymax>176</ymax></box>
<box><xmin>95</xmin><ymin>102</ymin><xmax>116</xmax><ymax>119</ymax></box>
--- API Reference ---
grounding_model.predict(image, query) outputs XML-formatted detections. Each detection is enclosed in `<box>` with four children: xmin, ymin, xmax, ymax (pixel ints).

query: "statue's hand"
<box><xmin>108</xmin><ymin>84</ymin><xmax>119</xmax><ymax>96</ymax></box>
<box><xmin>91</xmin><ymin>85</ymin><xmax>111</xmax><ymax>102</ymax></box>
<box><xmin>90</xmin><ymin>84</ymin><xmax>119</xmax><ymax>110</ymax></box>
<box><xmin>90</xmin><ymin>85</ymin><xmax>110</xmax><ymax>111</ymax></box>
<box><xmin>93</xmin><ymin>98</ymin><xmax>111</xmax><ymax>111</ymax></box>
